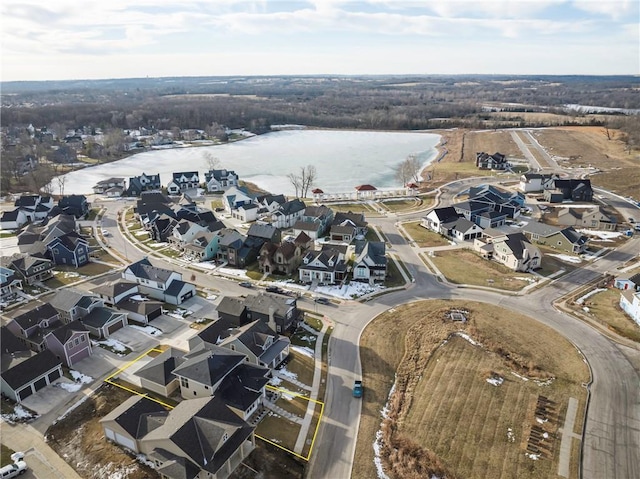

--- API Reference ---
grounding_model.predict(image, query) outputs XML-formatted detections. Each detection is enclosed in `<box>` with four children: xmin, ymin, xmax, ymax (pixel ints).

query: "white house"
<box><xmin>205</xmin><ymin>169</ymin><xmax>239</xmax><ymax>192</ymax></box>
<box><xmin>620</xmin><ymin>291</ymin><xmax>640</xmax><ymax>326</ymax></box>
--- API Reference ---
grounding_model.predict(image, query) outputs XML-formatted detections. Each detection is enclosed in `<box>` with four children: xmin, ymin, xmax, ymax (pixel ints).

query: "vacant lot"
<box><xmin>430</xmin><ymin>249</ymin><xmax>536</xmax><ymax>291</ymax></box>
<box><xmin>401</xmin><ymin>221</ymin><xmax>451</xmax><ymax>247</ymax></box>
<box><xmin>530</xmin><ymin>126</ymin><xmax>639</xmax><ymax>198</ymax></box>
<box><xmin>353</xmin><ymin>300</ymin><xmax>589</xmax><ymax>479</ymax></box>
<box><xmin>572</xmin><ymin>287</ymin><xmax>640</xmax><ymax>342</ymax></box>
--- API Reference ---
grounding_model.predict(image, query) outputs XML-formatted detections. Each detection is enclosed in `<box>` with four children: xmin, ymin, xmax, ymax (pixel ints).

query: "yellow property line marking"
<box><xmin>104</xmin><ymin>348</ymin><xmax>325</xmax><ymax>461</ymax></box>
<box><xmin>260</xmin><ymin>385</ymin><xmax>325</xmax><ymax>461</ymax></box>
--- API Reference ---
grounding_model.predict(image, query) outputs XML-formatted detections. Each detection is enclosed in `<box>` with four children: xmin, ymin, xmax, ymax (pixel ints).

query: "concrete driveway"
<box><xmin>20</xmin><ymin>377</ymin><xmax>87</xmax><ymax>416</ymax></box>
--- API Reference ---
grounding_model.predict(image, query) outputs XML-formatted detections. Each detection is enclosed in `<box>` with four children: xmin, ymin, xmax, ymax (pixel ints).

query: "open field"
<box><xmin>430</xmin><ymin>249</ymin><xmax>536</xmax><ymax>291</ymax></box>
<box><xmin>571</xmin><ymin>287</ymin><xmax>640</xmax><ymax>342</ymax></box>
<box><xmin>530</xmin><ymin>126</ymin><xmax>640</xmax><ymax>199</ymax></box>
<box><xmin>380</xmin><ymin>196</ymin><xmax>434</xmax><ymax>213</ymax></box>
<box><xmin>401</xmin><ymin>221</ymin><xmax>451</xmax><ymax>247</ymax></box>
<box><xmin>353</xmin><ymin>300</ymin><xmax>589</xmax><ymax>479</ymax></box>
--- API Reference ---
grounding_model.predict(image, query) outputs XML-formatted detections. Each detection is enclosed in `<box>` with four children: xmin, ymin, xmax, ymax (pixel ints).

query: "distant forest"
<box><xmin>2</xmin><ymin>75</ymin><xmax>639</xmax><ymax>133</ymax></box>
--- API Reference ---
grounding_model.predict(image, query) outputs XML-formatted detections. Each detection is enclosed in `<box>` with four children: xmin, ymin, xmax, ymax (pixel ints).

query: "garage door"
<box><xmin>18</xmin><ymin>387</ymin><xmax>33</xmax><ymax>401</ymax></box>
<box><xmin>107</xmin><ymin>319</ymin><xmax>124</xmax><ymax>335</ymax></box>
<box><xmin>33</xmin><ymin>377</ymin><xmax>47</xmax><ymax>392</ymax></box>
<box><xmin>148</xmin><ymin>308</ymin><xmax>162</xmax><ymax>321</ymax></box>
<box><xmin>180</xmin><ymin>291</ymin><xmax>193</xmax><ymax>302</ymax></box>
<box><xmin>105</xmin><ymin>428</ymin><xmax>136</xmax><ymax>451</ymax></box>
<box><xmin>48</xmin><ymin>369</ymin><xmax>61</xmax><ymax>383</ymax></box>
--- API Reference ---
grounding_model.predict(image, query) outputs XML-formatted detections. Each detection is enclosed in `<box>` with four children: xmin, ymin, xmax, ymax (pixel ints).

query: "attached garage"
<box><xmin>180</xmin><ymin>290</ymin><xmax>194</xmax><ymax>302</ymax></box>
<box><xmin>18</xmin><ymin>387</ymin><xmax>33</xmax><ymax>401</ymax></box>
<box><xmin>107</xmin><ymin>319</ymin><xmax>125</xmax><ymax>335</ymax></box>
<box><xmin>48</xmin><ymin>369</ymin><xmax>61</xmax><ymax>383</ymax></box>
<box><xmin>33</xmin><ymin>377</ymin><xmax>47</xmax><ymax>392</ymax></box>
<box><xmin>104</xmin><ymin>427</ymin><xmax>137</xmax><ymax>451</ymax></box>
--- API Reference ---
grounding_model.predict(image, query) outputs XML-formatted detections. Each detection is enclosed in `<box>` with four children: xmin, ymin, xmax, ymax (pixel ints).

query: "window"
<box><xmin>180</xmin><ymin>377</ymin><xmax>189</xmax><ymax>388</ymax></box>
<box><xmin>74</xmin><ymin>338</ymin><xmax>80</xmax><ymax>346</ymax></box>
<box><xmin>80</xmin><ymin>336</ymin><xmax>85</xmax><ymax>342</ymax></box>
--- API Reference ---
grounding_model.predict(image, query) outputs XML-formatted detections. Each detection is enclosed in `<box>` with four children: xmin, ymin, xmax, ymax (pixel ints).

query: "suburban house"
<box><xmin>216</xmin><ymin>229</ymin><xmax>253</xmax><ymax>268</ymax></box>
<box><xmin>619</xmin><ymin>291</ymin><xmax>640</xmax><ymax>326</ymax></box>
<box><xmin>247</xmin><ymin>223</ymin><xmax>280</xmax><ymax>245</ymax></box>
<box><xmin>126</xmin><ymin>173</ymin><xmax>161</xmax><ymax>196</ymax></box>
<box><xmin>92</xmin><ymin>280</ymin><xmax>164</xmax><ymax>324</ymax></box>
<box><xmin>556</xmin><ymin>207</ymin><xmax>617</xmax><ymax>231</ymax></box>
<box><xmin>169</xmin><ymin>219</ymin><xmax>210</xmax><ymax>248</ymax></box>
<box><xmin>614</xmin><ymin>272</ymin><xmax>640</xmax><ymax>291</ymax></box>
<box><xmin>46</xmin><ymin>232</ymin><xmax>90</xmax><ymax>267</ymax></box>
<box><xmin>183</xmin><ymin>231</ymin><xmax>220</xmax><ymax>261</ymax></box>
<box><xmin>0</xmin><ymin>266</ymin><xmax>23</xmax><ymax>302</ymax></box>
<box><xmin>223</xmin><ymin>186</ymin><xmax>255</xmax><ymax>215</ymax></box>
<box><xmin>299</xmin><ymin>246</ymin><xmax>348</xmax><ymax>285</ymax></box>
<box><xmin>81</xmin><ymin>308</ymin><xmax>129</xmax><ymax>339</ymax></box>
<box><xmin>193</xmin><ymin>318</ymin><xmax>290</xmax><ymax>371</ymax></box>
<box><xmin>205</xmin><ymin>169</ymin><xmax>240</xmax><ymax>192</ymax></box>
<box><xmin>0</xmin><ymin>348</ymin><xmax>63</xmax><ymax>403</ymax></box>
<box><xmin>256</xmin><ymin>194</ymin><xmax>286</xmax><ymax>214</ymax></box>
<box><xmin>0</xmin><ymin>208</ymin><xmax>30</xmax><ymax>230</ymax></box>
<box><xmin>1</xmin><ymin>195</ymin><xmax>54</xmax><ymax>230</ymax></box>
<box><xmin>518</xmin><ymin>173</ymin><xmax>558</xmax><ymax>193</ymax></box>
<box><xmin>543</xmin><ymin>179</ymin><xmax>593</xmax><ymax>203</ymax></box>
<box><xmin>353</xmin><ymin>241</ymin><xmax>387</xmax><ymax>283</ymax></box>
<box><xmin>101</xmin><ymin>395</ymin><xmax>256</xmax><ymax>479</ymax></box>
<box><xmin>441</xmin><ymin>217</ymin><xmax>484</xmax><ymax>242</ymax></box>
<box><xmin>476</xmin><ymin>152</ymin><xmax>510</xmax><ymax>170</ymax></box>
<box><xmin>7</xmin><ymin>303</ymin><xmax>61</xmax><ymax>353</ymax></box>
<box><xmin>122</xmin><ymin>258</ymin><xmax>196</xmax><ymax>305</ymax></box>
<box><xmin>5</xmin><ymin>253</ymin><xmax>54</xmax><ymax>284</ymax></box>
<box><xmin>167</xmin><ymin>172</ymin><xmax>200</xmax><ymax>195</ymax></box>
<box><xmin>297</xmin><ymin>205</ymin><xmax>334</xmax><ymax>239</ymax></box>
<box><xmin>522</xmin><ymin>222</ymin><xmax>588</xmax><ymax>254</ymax></box>
<box><xmin>270</xmin><ymin>199</ymin><xmax>306</xmax><ymax>229</ymax></box>
<box><xmin>58</xmin><ymin>195</ymin><xmax>90</xmax><ymax>218</ymax></box>
<box><xmin>93</xmin><ymin>177</ymin><xmax>126</xmax><ymax>196</ymax></box>
<box><xmin>454</xmin><ymin>185</ymin><xmax>523</xmax><ymax>224</ymax></box>
<box><xmin>44</xmin><ymin>320</ymin><xmax>92</xmax><ymax>367</ymax></box>
<box><xmin>258</xmin><ymin>240</ymin><xmax>304</xmax><ymax>276</ymax></box>
<box><xmin>331</xmin><ymin>212</ymin><xmax>368</xmax><ymax>242</ymax></box>
<box><xmin>134</xmin><ymin>347</ymin><xmax>186</xmax><ymax>397</ymax></box>
<box><xmin>49</xmin><ymin>289</ymin><xmax>103</xmax><ymax>323</ymax></box>
<box><xmin>244</xmin><ymin>293</ymin><xmax>300</xmax><ymax>333</ymax></box>
<box><xmin>476</xmin><ymin>210</ymin><xmax>509</xmax><ymax>229</ymax></box>
<box><xmin>474</xmin><ymin>232</ymin><xmax>542</xmax><ymax>272</ymax></box>
<box><xmin>422</xmin><ymin>207</ymin><xmax>461</xmax><ymax>235</ymax></box>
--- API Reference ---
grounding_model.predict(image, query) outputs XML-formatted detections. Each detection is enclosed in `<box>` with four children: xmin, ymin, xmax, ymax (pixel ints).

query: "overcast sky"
<box><xmin>1</xmin><ymin>0</ymin><xmax>638</xmax><ymax>82</ymax></box>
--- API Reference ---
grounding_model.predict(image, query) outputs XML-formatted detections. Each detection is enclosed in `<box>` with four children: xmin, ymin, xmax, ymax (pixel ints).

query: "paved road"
<box><xmin>307</xmin><ymin>211</ymin><xmax>640</xmax><ymax>479</ymax></box>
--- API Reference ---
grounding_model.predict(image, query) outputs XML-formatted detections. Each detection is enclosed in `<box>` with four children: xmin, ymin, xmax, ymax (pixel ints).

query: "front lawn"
<box><xmin>430</xmin><ymin>249</ymin><xmax>536</xmax><ymax>291</ymax></box>
<box><xmin>402</xmin><ymin>221</ymin><xmax>451</xmax><ymax>247</ymax></box>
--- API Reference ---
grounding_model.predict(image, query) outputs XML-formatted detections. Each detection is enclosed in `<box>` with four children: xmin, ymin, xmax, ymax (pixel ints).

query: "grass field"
<box><xmin>530</xmin><ymin>126</ymin><xmax>640</xmax><ymax>198</ymax></box>
<box><xmin>353</xmin><ymin>300</ymin><xmax>589</xmax><ymax>479</ymax></box>
<box><xmin>573</xmin><ymin>287</ymin><xmax>640</xmax><ymax>342</ymax></box>
<box><xmin>401</xmin><ymin>221</ymin><xmax>451</xmax><ymax>247</ymax></box>
<box><xmin>430</xmin><ymin>249</ymin><xmax>536</xmax><ymax>291</ymax></box>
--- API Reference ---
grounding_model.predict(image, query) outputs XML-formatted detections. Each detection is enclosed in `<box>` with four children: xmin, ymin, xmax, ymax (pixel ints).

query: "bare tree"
<box><xmin>287</xmin><ymin>172</ymin><xmax>302</xmax><ymax>198</ymax></box>
<box><xmin>301</xmin><ymin>165</ymin><xmax>317</xmax><ymax>198</ymax></box>
<box><xmin>203</xmin><ymin>151</ymin><xmax>220</xmax><ymax>171</ymax></box>
<box><xmin>288</xmin><ymin>165</ymin><xmax>317</xmax><ymax>198</ymax></box>
<box><xmin>394</xmin><ymin>154</ymin><xmax>422</xmax><ymax>187</ymax></box>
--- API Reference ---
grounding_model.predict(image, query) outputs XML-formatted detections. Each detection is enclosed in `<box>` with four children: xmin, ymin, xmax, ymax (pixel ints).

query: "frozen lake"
<box><xmin>57</xmin><ymin>129</ymin><xmax>441</xmax><ymax>196</ymax></box>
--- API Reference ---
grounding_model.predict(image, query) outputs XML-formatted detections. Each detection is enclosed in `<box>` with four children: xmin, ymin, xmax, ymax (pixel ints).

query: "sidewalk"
<box><xmin>0</xmin><ymin>422</ymin><xmax>82</xmax><ymax>479</ymax></box>
<box><xmin>294</xmin><ymin>318</ymin><xmax>329</xmax><ymax>454</ymax></box>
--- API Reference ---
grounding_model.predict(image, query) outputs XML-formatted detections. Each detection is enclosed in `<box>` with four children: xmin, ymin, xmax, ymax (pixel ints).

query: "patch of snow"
<box><xmin>511</xmin><ymin>372</ymin><xmax>529</xmax><ymax>381</ymax></box>
<box><xmin>136</xmin><ymin>454</ymin><xmax>155</xmax><ymax>468</ymax></box>
<box><xmin>576</xmin><ymin>288</ymin><xmax>606</xmax><ymax>305</ymax></box>
<box><xmin>486</xmin><ymin>376</ymin><xmax>504</xmax><ymax>387</ymax></box>
<box><xmin>96</xmin><ymin>338</ymin><xmax>128</xmax><ymax>353</ymax></box>
<box><xmin>129</xmin><ymin>324</ymin><xmax>162</xmax><ymax>336</ymax></box>
<box><xmin>292</xmin><ymin>345</ymin><xmax>314</xmax><ymax>358</ymax></box>
<box><xmin>315</xmin><ymin>280</ymin><xmax>384</xmax><ymax>299</ymax></box>
<box><xmin>269</xmin><ymin>376</ymin><xmax>283</xmax><ymax>386</ymax></box>
<box><xmin>147</xmin><ymin>242</ymin><xmax>167</xmax><ymax>247</ymax></box>
<box><xmin>548</xmin><ymin>253</ymin><xmax>582</xmax><ymax>264</ymax></box>
<box><xmin>454</xmin><ymin>332</ymin><xmax>481</xmax><ymax>347</ymax></box>
<box><xmin>514</xmin><ymin>276</ymin><xmax>537</xmax><ymax>283</ymax></box>
<box><xmin>373</xmin><ymin>378</ymin><xmax>396</xmax><ymax>479</ymax></box>
<box><xmin>57</xmin><ymin>382</ymin><xmax>83</xmax><ymax>392</ymax></box>
<box><xmin>577</xmin><ymin>229</ymin><xmax>622</xmax><ymax>240</ymax></box>
<box><xmin>276</xmin><ymin>367</ymin><xmax>298</xmax><ymax>381</ymax></box>
<box><xmin>543</xmin><ymin>432</ymin><xmax>549</xmax><ymax>439</ymax></box>
<box><xmin>536</xmin><ymin>417</ymin><xmax>548</xmax><ymax>424</ymax></box>
<box><xmin>507</xmin><ymin>427</ymin><xmax>515</xmax><ymax>443</ymax></box>
<box><xmin>195</xmin><ymin>262</ymin><xmax>217</xmax><ymax>270</ymax></box>
<box><xmin>206</xmin><ymin>294</ymin><xmax>217</xmax><ymax>300</ymax></box>
<box><xmin>535</xmin><ymin>377</ymin><xmax>555</xmax><ymax>387</ymax></box>
<box><xmin>217</xmin><ymin>267</ymin><xmax>250</xmax><ymax>278</ymax></box>
<box><xmin>526</xmin><ymin>452</ymin><xmax>540</xmax><ymax>460</ymax></box>
<box><xmin>129</xmin><ymin>294</ymin><xmax>148</xmax><ymax>301</ymax></box>
<box><xmin>133</xmin><ymin>231</ymin><xmax>148</xmax><ymax>237</ymax></box>
<box><xmin>70</xmin><ymin>370</ymin><xmax>93</xmax><ymax>384</ymax></box>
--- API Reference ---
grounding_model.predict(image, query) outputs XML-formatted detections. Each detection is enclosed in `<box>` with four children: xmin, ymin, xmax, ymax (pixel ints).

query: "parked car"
<box><xmin>239</xmin><ymin>282</ymin><xmax>253</xmax><ymax>288</ymax></box>
<box><xmin>0</xmin><ymin>460</ymin><xmax>27</xmax><ymax>478</ymax></box>
<box><xmin>265</xmin><ymin>286</ymin><xmax>283</xmax><ymax>294</ymax></box>
<box><xmin>353</xmin><ymin>380</ymin><xmax>363</xmax><ymax>398</ymax></box>
<box><xmin>314</xmin><ymin>297</ymin><xmax>330</xmax><ymax>305</ymax></box>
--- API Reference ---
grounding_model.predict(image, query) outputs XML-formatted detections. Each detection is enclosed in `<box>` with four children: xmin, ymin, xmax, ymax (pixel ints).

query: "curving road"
<box><xmin>307</xmin><ymin>211</ymin><xmax>640</xmax><ymax>479</ymax></box>
<box><xmin>96</xmin><ymin>194</ymin><xmax>640</xmax><ymax>479</ymax></box>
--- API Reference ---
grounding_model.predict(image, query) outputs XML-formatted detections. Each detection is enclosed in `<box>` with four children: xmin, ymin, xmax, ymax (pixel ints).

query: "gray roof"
<box><xmin>135</xmin><ymin>347</ymin><xmax>186</xmax><ymax>386</ymax></box>
<box><xmin>216</xmin><ymin>297</ymin><xmax>246</xmax><ymax>317</ymax></box>
<box><xmin>521</xmin><ymin>221</ymin><xmax>561</xmax><ymax>237</ymax></box>
<box><xmin>172</xmin><ymin>346</ymin><xmax>245</xmax><ymax>387</ymax></box>
<box><xmin>12</xmin><ymin>303</ymin><xmax>59</xmax><ymax>330</ymax></box>
<box><xmin>165</xmin><ymin>280</ymin><xmax>193</xmax><ymax>297</ymax></box>
<box><xmin>91</xmin><ymin>280</ymin><xmax>139</xmax><ymax>298</ymax></box>
<box><xmin>244</xmin><ymin>293</ymin><xmax>295</xmax><ymax>318</ymax></box>
<box><xmin>126</xmin><ymin>258</ymin><xmax>176</xmax><ymax>283</ymax></box>
<box><xmin>49</xmin><ymin>288</ymin><xmax>98</xmax><ymax>313</ymax></box>
<box><xmin>247</xmin><ymin>223</ymin><xmax>277</xmax><ymax>240</ymax></box>
<box><xmin>81</xmin><ymin>307</ymin><xmax>124</xmax><ymax>329</ymax></box>
<box><xmin>48</xmin><ymin>320</ymin><xmax>88</xmax><ymax>344</ymax></box>
<box><xmin>0</xmin><ymin>350</ymin><xmax>61</xmax><ymax>390</ymax></box>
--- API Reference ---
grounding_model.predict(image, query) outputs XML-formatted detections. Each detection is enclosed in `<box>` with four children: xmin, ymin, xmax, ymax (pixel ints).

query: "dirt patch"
<box><xmin>46</xmin><ymin>384</ymin><xmax>156</xmax><ymax>479</ymax></box>
<box><xmin>353</xmin><ymin>300</ymin><xmax>589</xmax><ymax>479</ymax></box>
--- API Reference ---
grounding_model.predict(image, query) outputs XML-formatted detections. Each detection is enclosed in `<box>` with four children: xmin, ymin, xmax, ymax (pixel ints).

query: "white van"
<box><xmin>0</xmin><ymin>460</ymin><xmax>27</xmax><ymax>478</ymax></box>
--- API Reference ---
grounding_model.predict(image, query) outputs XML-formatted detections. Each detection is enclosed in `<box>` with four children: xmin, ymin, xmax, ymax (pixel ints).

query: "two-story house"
<box><xmin>122</xmin><ymin>258</ymin><xmax>196</xmax><ymax>305</ymax></box>
<box><xmin>167</xmin><ymin>171</ymin><xmax>200</xmax><ymax>195</ymax></box>
<box><xmin>352</xmin><ymin>241</ymin><xmax>387</xmax><ymax>283</ymax></box>
<box><xmin>45</xmin><ymin>320</ymin><xmax>92</xmax><ymax>367</ymax></box>
<box><xmin>126</xmin><ymin>172</ymin><xmax>161</xmax><ymax>196</ymax></box>
<box><xmin>205</xmin><ymin>169</ymin><xmax>239</xmax><ymax>192</ymax></box>
<box><xmin>6</xmin><ymin>253</ymin><xmax>54</xmax><ymax>284</ymax></box>
<box><xmin>7</xmin><ymin>303</ymin><xmax>61</xmax><ymax>352</ymax></box>
<box><xmin>270</xmin><ymin>199</ymin><xmax>306</xmax><ymax>229</ymax></box>
<box><xmin>299</xmin><ymin>246</ymin><xmax>348</xmax><ymax>285</ymax></box>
